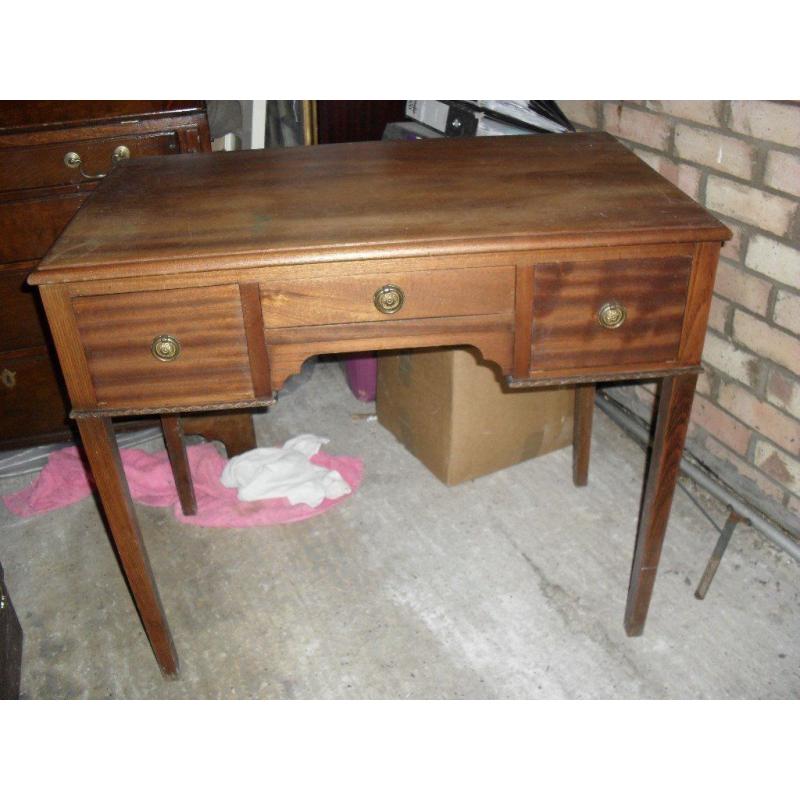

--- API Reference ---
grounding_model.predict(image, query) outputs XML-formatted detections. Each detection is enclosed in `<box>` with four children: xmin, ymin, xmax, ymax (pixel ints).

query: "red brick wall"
<box><xmin>558</xmin><ymin>101</ymin><xmax>800</xmax><ymax>532</ymax></box>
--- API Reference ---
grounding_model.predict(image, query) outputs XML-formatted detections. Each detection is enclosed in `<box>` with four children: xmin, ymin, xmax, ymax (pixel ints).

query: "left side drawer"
<box><xmin>72</xmin><ymin>285</ymin><xmax>255</xmax><ymax>410</ymax></box>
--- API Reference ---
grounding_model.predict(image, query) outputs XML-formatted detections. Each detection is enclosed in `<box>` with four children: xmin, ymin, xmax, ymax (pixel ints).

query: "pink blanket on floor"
<box><xmin>2</xmin><ymin>443</ymin><xmax>363</xmax><ymax>527</ymax></box>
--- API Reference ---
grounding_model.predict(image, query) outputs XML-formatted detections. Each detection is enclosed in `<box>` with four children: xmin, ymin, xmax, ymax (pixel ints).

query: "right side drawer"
<box><xmin>530</xmin><ymin>253</ymin><xmax>694</xmax><ymax>372</ymax></box>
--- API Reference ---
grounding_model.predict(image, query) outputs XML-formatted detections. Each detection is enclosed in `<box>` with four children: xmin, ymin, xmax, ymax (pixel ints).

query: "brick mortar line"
<box><xmin>751</xmin><ymin>431</ymin><xmax>800</xmax><ymax>464</ymax></box>
<box><xmin>601</xmin><ymin>103</ymin><xmax>800</xmax><ymax>202</ymax></box>
<box><xmin>713</xmin><ymin>257</ymin><xmax>797</xmax><ymax>327</ymax></box>
<box><xmin>699</xmin><ymin>376</ymin><xmax>799</xmax><ymax>442</ymax></box>
<box><xmin>704</xmin><ymin>382</ymin><xmax>800</xmax><ymax>447</ymax></box>
<box><xmin>701</xmin><ymin>331</ymin><xmax>797</xmax><ymax>414</ymax></box>
<box><xmin>614</xmin><ymin>100</ymin><xmax>800</xmax><ymax>161</ymax></box>
<box><xmin>696</xmin><ymin>429</ymin><xmax>796</xmax><ymax>508</ymax></box>
<box><xmin>622</xmin><ymin>136</ymin><xmax>799</xmax><ymax>205</ymax></box>
<box><xmin>603</xmin><ymin>383</ymin><xmax>798</xmax><ymax>507</ymax></box>
<box><xmin>688</xmin><ymin>398</ymin><xmax>798</xmax><ymax>499</ymax></box>
<box><xmin>707</xmin><ymin>213</ymin><xmax>798</xmax><ymax>275</ymax></box>
<box><xmin>767</xmin><ymin>361</ymin><xmax>800</xmax><ymax>399</ymax></box>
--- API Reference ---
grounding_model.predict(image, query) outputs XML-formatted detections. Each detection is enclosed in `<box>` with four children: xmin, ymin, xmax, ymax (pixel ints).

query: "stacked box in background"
<box><xmin>377</xmin><ymin>348</ymin><xmax>574</xmax><ymax>486</ymax></box>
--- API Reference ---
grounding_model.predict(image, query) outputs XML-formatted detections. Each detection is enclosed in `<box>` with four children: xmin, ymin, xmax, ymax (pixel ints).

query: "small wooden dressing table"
<box><xmin>31</xmin><ymin>132</ymin><xmax>730</xmax><ymax>677</ymax></box>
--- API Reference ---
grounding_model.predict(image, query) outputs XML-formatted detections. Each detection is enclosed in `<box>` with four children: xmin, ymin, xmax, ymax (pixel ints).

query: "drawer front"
<box><xmin>530</xmin><ymin>255</ymin><xmax>693</xmax><ymax>371</ymax></box>
<box><xmin>0</xmin><ymin>263</ymin><xmax>45</xmax><ymax>350</ymax></box>
<box><xmin>0</xmin><ymin>351</ymin><xmax>68</xmax><ymax>440</ymax></box>
<box><xmin>0</xmin><ymin>192</ymin><xmax>89</xmax><ymax>262</ymax></box>
<box><xmin>72</xmin><ymin>285</ymin><xmax>255</xmax><ymax>409</ymax></box>
<box><xmin>0</xmin><ymin>132</ymin><xmax>179</xmax><ymax>193</ymax></box>
<box><xmin>261</xmin><ymin>266</ymin><xmax>516</xmax><ymax>328</ymax></box>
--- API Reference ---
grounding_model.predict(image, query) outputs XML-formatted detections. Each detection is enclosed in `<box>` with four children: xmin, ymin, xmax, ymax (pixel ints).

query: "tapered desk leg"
<box><xmin>573</xmin><ymin>384</ymin><xmax>595</xmax><ymax>487</ymax></box>
<box><xmin>161</xmin><ymin>415</ymin><xmax>197</xmax><ymax>516</ymax></box>
<box><xmin>624</xmin><ymin>373</ymin><xmax>698</xmax><ymax>636</ymax></box>
<box><xmin>76</xmin><ymin>416</ymin><xmax>179</xmax><ymax>677</ymax></box>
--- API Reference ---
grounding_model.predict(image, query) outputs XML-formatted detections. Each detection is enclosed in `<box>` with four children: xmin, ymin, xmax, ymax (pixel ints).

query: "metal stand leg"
<box><xmin>694</xmin><ymin>508</ymin><xmax>748</xmax><ymax>600</ymax></box>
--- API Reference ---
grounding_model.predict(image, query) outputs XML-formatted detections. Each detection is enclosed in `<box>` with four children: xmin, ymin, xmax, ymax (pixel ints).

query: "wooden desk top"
<box><xmin>33</xmin><ymin>132</ymin><xmax>729</xmax><ymax>285</ymax></box>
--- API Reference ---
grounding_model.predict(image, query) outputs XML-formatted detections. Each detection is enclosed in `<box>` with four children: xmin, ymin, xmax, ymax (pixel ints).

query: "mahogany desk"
<box><xmin>31</xmin><ymin>132</ymin><xmax>730</xmax><ymax>677</ymax></box>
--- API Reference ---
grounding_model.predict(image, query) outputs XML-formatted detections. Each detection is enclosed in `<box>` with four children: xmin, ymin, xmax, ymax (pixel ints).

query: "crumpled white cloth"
<box><xmin>220</xmin><ymin>434</ymin><xmax>352</xmax><ymax>508</ymax></box>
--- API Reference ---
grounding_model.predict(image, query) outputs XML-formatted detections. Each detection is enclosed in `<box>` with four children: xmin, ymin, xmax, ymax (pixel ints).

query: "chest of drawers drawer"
<box><xmin>0</xmin><ymin>131</ymin><xmax>179</xmax><ymax>193</ymax></box>
<box><xmin>0</xmin><ymin>102</ymin><xmax>216</xmax><ymax>448</ymax></box>
<box><xmin>0</xmin><ymin>191</ymin><xmax>90</xmax><ymax>263</ymax></box>
<box><xmin>72</xmin><ymin>285</ymin><xmax>255</xmax><ymax>410</ymax></box>
<box><xmin>0</xmin><ymin>351</ymin><xmax>68</xmax><ymax>442</ymax></box>
<box><xmin>260</xmin><ymin>265</ymin><xmax>516</xmax><ymax>328</ymax></box>
<box><xmin>0</xmin><ymin>263</ymin><xmax>46</xmax><ymax>349</ymax></box>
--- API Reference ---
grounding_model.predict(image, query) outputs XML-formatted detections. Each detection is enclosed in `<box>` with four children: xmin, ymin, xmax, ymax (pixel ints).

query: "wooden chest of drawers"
<box><xmin>0</xmin><ymin>101</ymin><xmax>212</xmax><ymax>449</ymax></box>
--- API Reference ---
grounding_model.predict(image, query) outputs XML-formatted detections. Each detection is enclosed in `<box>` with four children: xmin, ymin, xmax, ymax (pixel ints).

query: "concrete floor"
<box><xmin>1</xmin><ymin>360</ymin><xmax>798</xmax><ymax>699</ymax></box>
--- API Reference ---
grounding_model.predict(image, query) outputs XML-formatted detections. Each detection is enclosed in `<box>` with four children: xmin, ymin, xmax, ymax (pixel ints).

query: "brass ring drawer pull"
<box><xmin>597</xmin><ymin>300</ymin><xmax>627</xmax><ymax>329</ymax></box>
<box><xmin>373</xmin><ymin>284</ymin><xmax>405</xmax><ymax>314</ymax></box>
<box><xmin>64</xmin><ymin>145</ymin><xmax>131</xmax><ymax>180</ymax></box>
<box><xmin>151</xmin><ymin>335</ymin><xmax>181</xmax><ymax>362</ymax></box>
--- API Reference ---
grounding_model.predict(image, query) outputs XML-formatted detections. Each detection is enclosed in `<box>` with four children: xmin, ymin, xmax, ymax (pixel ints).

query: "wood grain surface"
<box><xmin>0</xmin><ymin>262</ymin><xmax>47</xmax><ymax>349</ymax></box>
<box><xmin>572</xmin><ymin>384</ymin><xmax>595</xmax><ymax>487</ymax></box>
<box><xmin>260</xmin><ymin>265</ymin><xmax>515</xmax><ymax>328</ymax></box>
<box><xmin>0</xmin><ymin>351</ymin><xmax>69</xmax><ymax>441</ymax></box>
<box><xmin>76</xmin><ymin>416</ymin><xmax>179</xmax><ymax>676</ymax></box>
<box><xmin>266</xmin><ymin>315</ymin><xmax>515</xmax><ymax>391</ymax></box>
<box><xmin>0</xmin><ymin>131</ymin><xmax>179</xmax><ymax>193</ymax></box>
<box><xmin>72</xmin><ymin>285</ymin><xmax>254</xmax><ymax>408</ymax></box>
<box><xmin>1</xmin><ymin>191</ymin><xmax>90</xmax><ymax>263</ymax></box>
<box><xmin>625</xmin><ymin>373</ymin><xmax>699</xmax><ymax>636</ymax></box>
<box><xmin>32</xmin><ymin>132</ymin><xmax>731</xmax><ymax>284</ymax></box>
<box><xmin>530</xmin><ymin>254</ymin><xmax>693</xmax><ymax>370</ymax></box>
<box><xmin>239</xmin><ymin>282</ymin><xmax>272</xmax><ymax>398</ymax></box>
<box><xmin>29</xmin><ymin>126</ymin><xmax>732</xmax><ymax>666</ymax></box>
<box><xmin>161</xmin><ymin>414</ymin><xmax>197</xmax><ymax>516</ymax></box>
<box><xmin>0</xmin><ymin>101</ymin><xmax>204</xmax><ymax>133</ymax></box>
<box><xmin>678</xmin><ymin>241</ymin><xmax>723</xmax><ymax>364</ymax></box>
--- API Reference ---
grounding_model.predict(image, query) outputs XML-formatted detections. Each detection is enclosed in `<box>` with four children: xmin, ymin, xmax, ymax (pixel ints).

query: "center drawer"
<box><xmin>72</xmin><ymin>285</ymin><xmax>255</xmax><ymax>410</ymax></box>
<box><xmin>260</xmin><ymin>265</ymin><xmax>516</xmax><ymax>328</ymax></box>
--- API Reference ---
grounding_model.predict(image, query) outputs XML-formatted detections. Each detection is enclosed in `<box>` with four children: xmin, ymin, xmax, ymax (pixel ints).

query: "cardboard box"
<box><xmin>377</xmin><ymin>347</ymin><xmax>574</xmax><ymax>485</ymax></box>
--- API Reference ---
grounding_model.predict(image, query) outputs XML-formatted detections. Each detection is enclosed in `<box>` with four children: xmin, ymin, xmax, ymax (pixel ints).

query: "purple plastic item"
<box><xmin>344</xmin><ymin>353</ymin><xmax>378</xmax><ymax>402</ymax></box>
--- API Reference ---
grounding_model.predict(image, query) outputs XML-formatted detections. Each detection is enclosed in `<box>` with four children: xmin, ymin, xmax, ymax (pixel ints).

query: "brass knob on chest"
<box><xmin>373</xmin><ymin>284</ymin><xmax>405</xmax><ymax>314</ymax></box>
<box><xmin>151</xmin><ymin>335</ymin><xmax>181</xmax><ymax>362</ymax></box>
<box><xmin>597</xmin><ymin>300</ymin><xmax>627</xmax><ymax>329</ymax></box>
<box><xmin>111</xmin><ymin>145</ymin><xmax>131</xmax><ymax>164</ymax></box>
